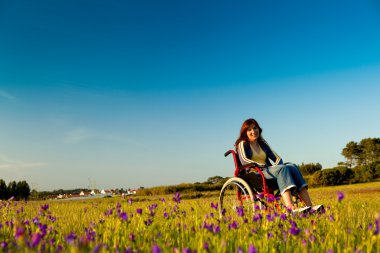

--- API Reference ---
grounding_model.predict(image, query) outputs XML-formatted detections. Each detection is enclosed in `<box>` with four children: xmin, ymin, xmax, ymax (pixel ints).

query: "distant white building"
<box><xmin>127</xmin><ymin>189</ymin><xmax>137</xmax><ymax>195</ymax></box>
<box><xmin>101</xmin><ymin>189</ymin><xmax>113</xmax><ymax>195</ymax></box>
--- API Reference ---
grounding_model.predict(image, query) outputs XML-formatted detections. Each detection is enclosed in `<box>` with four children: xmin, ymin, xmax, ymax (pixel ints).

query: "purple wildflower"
<box><xmin>237</xmin><ymin>247</ymin><xmax>243</xmax><ymax>253</ymax></box>
<box><xmin>144</xmin><ymin>219</ymin><xmax>153</xmax><ymax>226</ymax></box>
<box><xmin>203</xmin><ymin>221</ymin><xmax>213</xmax><ymax>232</ymax></box>
<box><xmin>337</xmin><ymin>191</ymin><xmax>344</xmax><ymax>202</ymax></box>
<box><xmin>267</xmin><ymin>232</ymin><xmax>274</xmax><ymax>238</ymax></box>
<box><xmin>129</xmin><ymin>233</ymin><xmax>135</xmax><ymax>241</ymax></box>
<box><xmin>266</xmin><ymin>214</ymin><xmax>274</xmax><ymax>222</ymax></box>
<box><xmin>55</xmin><ymin>245</ymin><xmax>63</xmax><ymax>253</ymax></box>
<box><xmin>94</xmin><ymin>244</ymin><xmax>103</xmax><ymax>253</ymax></box>
<box><xmin>210</xmin><ymin>202</ymin><xmax>218</xmax><ymax>210</ymax></box>
<box><xmin>280</xmin><ymin>213</ymin><xmax>287</xmax><ymax>220</ymax></box>
<box><xmin>47</xmin><ymin>215</ymin><xmax>56</xmax><ymax>222</ymax></box>
<box><xmin>40</xmin><ymin>204</ymin><xmax>49</xmax><ymax>211</ymax></box>
<box><xmin>203</xmin><ymin>242</ymin><xmax>209</xmax><ymax>252</ymax></box>
<box><xmin>221</xmin><ymin>208</ymin><xmax>226</xmax><ymax>216</ymax></box>
<box><xmin>85</xmin><ymin>228</ymin><xmax>96</xmax><ymax>241</ymax></box>
<box><xmin>32</xmin><ymin>217</ymin><xmax>39</xmax><ymax>224</ymax></box>
<box><xmin>31</xmin><ymin>233</ymin><xmax>42</xmax><ymax>248</ymax></box>
<box><xmin>65</xmin><ymin>232</ymin><xmax>77</xmax><ymax>244</ymax></box>
<box><xmin>236</xmin><ymin>206</ymin><xmax>244</xmax><ymax>217</ymax></box>
<box><xmin>253</xmin><ymin>213</ymin><xmax>262</xmax><ymax>222</ymax></box>
<box><xmin>104</xmin><ymin>208</ymin><xmax>113</xmax><ymax>216</ymax></box>
<box><xmin>149</xmin><ymin>204</ymin><xmax>158</xmax><ymax>211</ymax></box>
<box><xmin>214</xmin><ymin>225</ymin><xmax>220</xmax><ymax>233</ymax></box>
<box><xmin>136</xmin><ymin>208</ymin><xmax>143</xmax><ymax>215</ymax></box>
<box><xmin>374</xmin><ymin>219</ymin><xmax>379</xmax><ymax>235</ymax></box>
<box><xmin>128</xmin><ymin>198</ymin><xmax>133</xmax><ymax>204</ymax></box>
<box><xmin>161</xmin><ymin>198</ymin><xmax>166</xmax><ymax>202</ymax></box>
<box><xmin>164</xmin><ymin>212</ymin><xmax>169</xmax><ymax>218</ymax></box>
<box><xmin>289</xmin><ymin>226</ymin><xmax>301</xmax><ymax>235</ymax></box>
<box><xmin>152</xmin><ymin>244</ymin><xmax>161</xmax><ymax>253</ymax></box>
<box><xmin>182</xmin><ymin>248</ymin><xmax>192</xmax><ymax>253</ymax></box>
<box><xmin>289</xmin><ymin>219</ymin><xmax>297</xmax><ymax>227</ymax></box>
<box><xmin>248</xmin><ymin>244</ymin><xmax>257</xmax><ymax>253</ymax></box>
<box><xmin>266</xmin><ymin>195</ymin><xmax>275</xmax><ymax>203</ymax></box>
<box><xmin>228</xmin><ymin>221</ymin><xmax>238</xmax><ymax>229</ymax></box>
<box><xmin>14</xmin><ymin>226</ymin><xmax>24</xmax><ymax>239</ymax></box>
<box><xmin>0</xmin><ymin>242</ymin><xmax>8</xmax><ymax>249</ymax></box>
<box><xmin>119</xmin><ymin>212</ymin><xmax>128</xmax><ymax>222</ymax></box>
<box><xmin>39</xmin><ymin>224</ymin><xmax>48</xmax><ymax>237</ymax></box>
<box><xmin>329</xmin><ymin>214</ymin><xmax>335</xmax><ymax>221</ymax></box>
<box><xmin>173</xmin><ymin>192</ymin><xmax>181</xmax><ymax>203</ymax></box>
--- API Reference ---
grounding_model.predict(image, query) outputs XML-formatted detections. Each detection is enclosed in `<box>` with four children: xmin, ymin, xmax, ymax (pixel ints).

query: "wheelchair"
<box><xmin>219</xmin><ymin>149</ymin><xmax>299</xmax><ymax>216</ymax></box>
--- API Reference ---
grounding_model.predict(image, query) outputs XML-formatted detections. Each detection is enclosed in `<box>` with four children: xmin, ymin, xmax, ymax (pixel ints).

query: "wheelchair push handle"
<box><xmin>224</xmin><ymin>150</ymin><xmax>233</xmax><ymax>157</ymax></box>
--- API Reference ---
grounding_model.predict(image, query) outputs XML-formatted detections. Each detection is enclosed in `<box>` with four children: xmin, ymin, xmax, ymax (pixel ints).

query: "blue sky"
<box><xmin>1</xmin><ymin>0</ymin><xmax>380</xmax><ymax>191</ymax></box>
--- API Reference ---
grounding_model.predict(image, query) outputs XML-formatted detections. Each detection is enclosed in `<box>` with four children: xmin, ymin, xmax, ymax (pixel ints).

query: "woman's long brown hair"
<box><xmin>234</xmin><ymin>118</ymin><xmax>263</xmax><ymax>150</ymax></box>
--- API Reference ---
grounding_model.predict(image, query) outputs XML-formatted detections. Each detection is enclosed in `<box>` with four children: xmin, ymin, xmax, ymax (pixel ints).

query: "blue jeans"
<box><xmin>262</xmin><ymin>163</ymin><xmax>308</xmax><ymax>195</ymax></box>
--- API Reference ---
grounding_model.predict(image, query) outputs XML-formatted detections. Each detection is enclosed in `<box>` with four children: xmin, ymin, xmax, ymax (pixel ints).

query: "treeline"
<box><xmin>30</xmin><ymin>188</ymin><xmax>131</xmax><ymax>200</ymax></box>
<box><xmin>30</xmin><ymin>188</ymin><xmax>89</xmax><ymax>200</ymax></box>
<box><xmin>0</xmin><ymin>179</ymin><xmax>31</xmax><ymax>200</ymax></box>
<box><xmin>305</xmin><ymin>138</ymin><xmax>380</xmax><ymax>186</ymax></box>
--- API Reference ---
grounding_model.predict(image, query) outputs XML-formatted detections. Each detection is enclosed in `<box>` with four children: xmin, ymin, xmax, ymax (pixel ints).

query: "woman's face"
<box><xmin>246</xmin><ymin>124</ymin><xmax>260</xmax><ymax>142</ymax></box>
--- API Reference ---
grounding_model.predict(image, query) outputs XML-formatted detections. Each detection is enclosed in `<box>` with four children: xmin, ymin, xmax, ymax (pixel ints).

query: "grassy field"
<box><xmin>0</xmin><ymin>181</ymin><xmax>379</xmax><ymax>252</ymax></box>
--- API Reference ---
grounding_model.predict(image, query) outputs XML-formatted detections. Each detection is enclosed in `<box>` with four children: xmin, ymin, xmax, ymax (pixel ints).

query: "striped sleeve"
<box><xmin>237</xmin><ymin>141</ymin><xmax>266</xmax><ymax>167</ymax></box>
<box><xmin>261</xmin><ymin>138</ymin><xmax>283</xmax><ymax>165</ymax></box>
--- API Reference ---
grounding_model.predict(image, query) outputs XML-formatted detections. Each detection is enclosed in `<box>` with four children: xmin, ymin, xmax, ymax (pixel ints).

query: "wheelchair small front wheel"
<box><xmin>218</xmin><ymin>177</ymin><xmax>255</xmax><ymax>217</ymax></box>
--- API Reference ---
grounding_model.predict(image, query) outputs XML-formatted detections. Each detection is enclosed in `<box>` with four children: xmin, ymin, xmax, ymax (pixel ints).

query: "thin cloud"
<box><xmin>0</xmin><ymin>89</ymin><xmax>15</xmax><ymax>100</ymax></box>
<box><xmin>63</xmin><ymin>126</ymin><xmax>144</xmax><ymax>147</ymax></box>
<box><xmin>0</xmin><ymin>155</ymin><xmax>46</xmax><ymax>169</ymax></box>
<box><xmin>64</xmin><ymin>127</ymin><xmax>92</xmax><ymax>144</ymax></box>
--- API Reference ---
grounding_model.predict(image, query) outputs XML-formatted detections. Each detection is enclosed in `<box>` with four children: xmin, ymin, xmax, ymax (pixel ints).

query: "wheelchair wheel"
<box><xmin>219</xmin><ymin>177</ymin><xmax>255</xmax><ymax>217</ymax></box>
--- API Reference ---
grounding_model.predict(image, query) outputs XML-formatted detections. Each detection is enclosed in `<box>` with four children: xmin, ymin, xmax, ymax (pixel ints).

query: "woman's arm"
<box><xmin>260</xmin><ymin>138</ymin><xmax>283</xmax><ymax>165</ymax></box>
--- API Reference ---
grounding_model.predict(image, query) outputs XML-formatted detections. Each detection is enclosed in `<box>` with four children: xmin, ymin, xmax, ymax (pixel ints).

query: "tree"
<box><xmin>299</xmin><ymin>163</ymin><xmax>322</xmax><ymax>175</ymax></box>
<box><xmin>342</xmin><ymin>141</ymin><xmax>361</xmax><ymax>168</ymax></box>
<box><xmin>7</xmin><ymin>181</ymin><xmax>17</xmax><ymax>199</ymax></box>
<box><xmin>206</xmin><ymin>176</ymin><xmax>227</xmax><ymax>184</ymax></box>
<box><xmin>16</xmin><ymin>181</ymin><xmax>31</xmax><ymax>200</ymax></box>
<box><xmin>0</xmin><ymin>179</ymin><xmax>8</xmax><ymax>200</ymax></box>
<box><xmin>359</xmin><ymin>138</ymin><xmax>380</xmax><ymax>165</ymax></box>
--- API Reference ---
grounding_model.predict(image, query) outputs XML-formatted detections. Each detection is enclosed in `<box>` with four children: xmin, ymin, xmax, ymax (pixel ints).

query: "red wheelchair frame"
<box><xmin>224</xmin><ymin>149</ymin><xmax>279</xmax><ymax>209</ymax></box>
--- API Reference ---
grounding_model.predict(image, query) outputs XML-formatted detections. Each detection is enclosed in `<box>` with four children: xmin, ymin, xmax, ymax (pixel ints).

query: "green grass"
<box><xmin>0</xmin><ymin>182</ymin><xmax>379</xmax><ymax>252</ymax></box>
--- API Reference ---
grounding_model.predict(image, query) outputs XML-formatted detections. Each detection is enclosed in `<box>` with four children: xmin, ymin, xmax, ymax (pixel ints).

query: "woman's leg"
<box><xmin>286</xmin><ymin>163</ymin><xmax>308</xmax><ymax>191</ymax></box>
<box><xmin>298</xmin><ymin>187</ymin><xmax>312</xmax><ymax>207</ymax></box>
<box><xmin>282</xmin><ymin>189</ymin><xmax>294</xmax><ymax>209</ymax></box>
<box><xmin>263</xmin><ymin>165</ymin><xmax>297</xmax><ymax>208</ymax></box>
<box><xmin>286</xmin><ymin>163</ymin><xmax>312</xmax><ymax>206</ymax></box>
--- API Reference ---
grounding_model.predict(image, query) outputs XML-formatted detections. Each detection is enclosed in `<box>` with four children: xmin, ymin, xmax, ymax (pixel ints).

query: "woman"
<box><xmin>235</xmin><ymin>118</ymin><xmax>323</xmax><ymax>213</ymax></box>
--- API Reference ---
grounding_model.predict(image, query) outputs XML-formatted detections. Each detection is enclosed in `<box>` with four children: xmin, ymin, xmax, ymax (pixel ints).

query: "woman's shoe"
<box><xmin>292</xmin><ymin>206</ymin><xmax>311</xmax><ymax>214</ymax></box>
<box><xmin>311</xmin><ymin>204</ymin><xmax>324</xmax><ymax>213</ymax></box>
